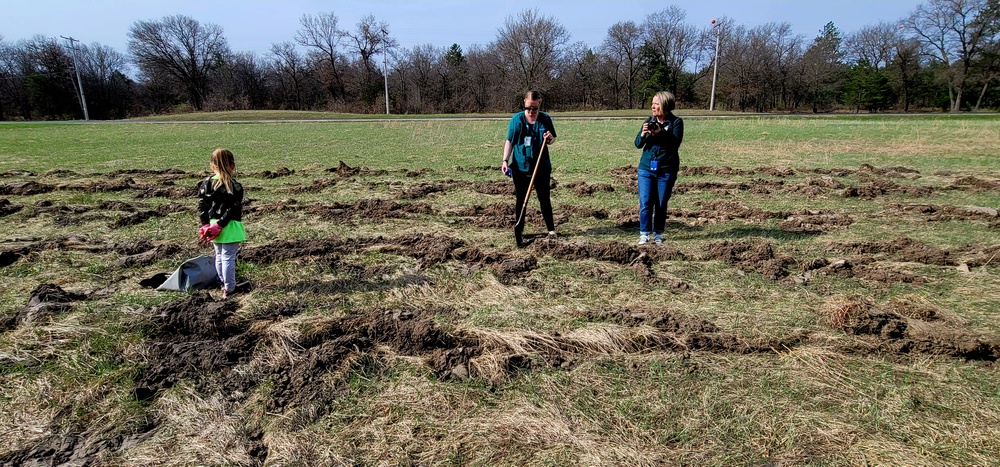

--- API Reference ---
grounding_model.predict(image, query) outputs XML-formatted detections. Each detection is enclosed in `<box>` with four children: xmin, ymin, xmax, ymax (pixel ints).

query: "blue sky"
<box><xmin>4</xmin><ymin>0</ymin><xmax>924</xmax><ymax>55</ymax></box>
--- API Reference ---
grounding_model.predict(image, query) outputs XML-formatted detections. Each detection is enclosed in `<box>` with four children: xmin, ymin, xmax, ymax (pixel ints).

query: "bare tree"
<box><xmin>343</xmin><ymin>15</ymin><xmax>396</xmax><ymax>107</ymax></box>
<box><xmin>270</xmin><ymin>42</ymin><xmax>310</xmax><ymax>110</ymax></box>
<box><xmin>295</xmin><ymin>12</ymin><xmax>347</xmax><ymax>103</ymax></box>
<box><xmin>642</xmin><ymin>6</ymin><xmax>705</xmax><ymax>95</ymax></box>
<box><xmin>906</xmin><ymin>0</ymin><xmax>1000</xmax><ymax>111</ymax></box>
<box><xmin>76</xmin><ymin>42</ymin><xmax>133</xmax><ymax>118</ymax></box>
<box><xmin>601</xmin><ymin>20</ymin><xmax>644</xmax><ymax>108</ymax></box>
<box><xmin>845</xmin><ymin>22</ymin><xmax>904</xmax><ymax>70</ymax></box>
<box><xmin>127</xmin><ymin>15</ymin><xmax>230</xmax><ymax>110</ymax></box>
<box><xmin>493</xmin><ymin>9</ymin><xmax>570</xmax><ymax>97</ymax></box>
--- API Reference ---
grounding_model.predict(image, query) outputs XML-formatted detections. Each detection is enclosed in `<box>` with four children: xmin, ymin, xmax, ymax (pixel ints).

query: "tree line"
<box><xmin>1</xmin><ymin>0</ymin><xmax>998</xmax><ymax>120</ymax></box>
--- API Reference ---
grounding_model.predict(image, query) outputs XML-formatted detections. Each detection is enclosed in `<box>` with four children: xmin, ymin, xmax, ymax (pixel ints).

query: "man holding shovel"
<box><xmin>500</xmin><ymin>90</ymin><xmax>557</xmax><ymax>247</ymax></box>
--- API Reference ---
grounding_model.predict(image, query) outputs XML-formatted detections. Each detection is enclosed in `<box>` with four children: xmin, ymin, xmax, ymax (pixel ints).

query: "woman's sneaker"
<box><xmin>638</xmin><ymin>234</ymin><xmax>649</xmax><ymax>245</ymax></box>
<box><xmin>653</xmin><ymin>234</ymin><xmax>663</xmax><ymax>244</ymax></box>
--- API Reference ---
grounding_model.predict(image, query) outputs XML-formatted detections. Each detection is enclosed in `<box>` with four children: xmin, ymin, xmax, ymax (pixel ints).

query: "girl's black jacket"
<box><xmin>197</xmin><ymin>176</ymin><xmax>244</xmax><ymax>227</ymax></box>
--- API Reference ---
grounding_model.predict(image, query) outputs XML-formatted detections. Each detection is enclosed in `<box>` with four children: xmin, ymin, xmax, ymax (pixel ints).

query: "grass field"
<box><xmin>0</xmin><ymin>113</ymin><xmax>998</xmax><ymax>465</ymax></box>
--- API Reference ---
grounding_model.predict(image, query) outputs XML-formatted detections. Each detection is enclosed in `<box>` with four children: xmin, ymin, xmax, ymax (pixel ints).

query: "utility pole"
<box><xmin>381</xmin><ymin>28</ymin><xmax>390</xmax><ymax>115</ymax></box>
<box><xmin>709</xmin><ymin>20</ymin><xmax>720</xmax><ymax>112</ymax></box>
<box><xmin>61</xmin><ymin>35</ymin><xmax>89</xmax><ymax>120</ymax></box>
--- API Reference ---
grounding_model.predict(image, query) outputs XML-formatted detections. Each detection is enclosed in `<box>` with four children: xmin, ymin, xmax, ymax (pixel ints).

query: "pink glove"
<box><xmin>198</xmin><ymin>224</ymin><xmax>211</xmax><ymax>242</ymax></box>
<box><xmin>198</xmin><ymin>223</ymin><xmax>222</xmax><ymax>242</ymax></box>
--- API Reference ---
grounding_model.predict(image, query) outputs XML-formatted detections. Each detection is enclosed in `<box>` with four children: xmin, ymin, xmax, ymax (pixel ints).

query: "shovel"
<box><xmin>514</xmin><ymin>136</ymin><xmax>548</xmax><ymax>245</ymax></box>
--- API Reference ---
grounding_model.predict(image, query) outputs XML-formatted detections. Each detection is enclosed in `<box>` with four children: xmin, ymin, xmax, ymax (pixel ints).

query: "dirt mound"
<box><xmin>794</xmin><ymin>257</ymin><xmax>926</xmax><ymax>287</ymax></box>
<box><xmin>0</xmin><ymin>427</ymin><xmax>158</xmax><ymax>467</ymax></box>
<box><xmin>780</xmin><ymin>210</ymin><xmax>854</xmax><ymax>233</ymax></box>
<box><xmin>858</xmin><ymin>164</ymin><xmax>921</xmax><ymax>178</ymax></box>
<box><xmin>530</xmin><ymin>238</ymin><xmax>641</xmax><ymax>265</ymax></box>
<box><xmin>948</xmin><ymin>176</ymin><xmax>1000</xmax><ymax>191</ymax></box>
<box><xmin>327</xmin><ymin>160</ymin><xmax>387</xmax><ymax>177</ymax></box>
<box><xmin>56</xmin><ymin>177</ymin><xmax>136</xmax><ymax>193</ymax></box>
<box><xmin>285</xmin><ymin>178</ymin><xmax>337</xmax><ymax>194</ymax></box>
<box><xmin>822</xmin><ymin>297</ymin><xmax>998</xmax><ymax>361</ymax></box>
<box><xmin>452</xmin><ymin>202</ymin><xmax>514</xmax><ymax>228</ymax></box>
<box><xmin>843</xmin><ymin>178</ymin><xmax>932</xmax><ymax>199</ymax></box>
<box><xmin>396</xmin><ymin>182</ymin><xmax>458</xmax><ymax>199</ymax></box>
<box><xmin>471</xmin><ymin>180</ymin><xmax>514</xmax><ymax>195</ymax></box>
<box><xmin>561</xmin><ymin>204</ymin><xmax>609</xmax><ymax>221</ymax></box>
<box><xmin>0</xmin><ymin>235</ymin><xmax>186</xmax><ymax>269</ymax></box>
<box><xmin>0</xmin><ymin>199</ymin><xmax>23</xmax><ymax>217</ymax></box>
<box><xmin>702</xmin><ymin>239</ymin><xmax>795</xmax><ymax>280</ymax></box>
<box><xmin>306</xmin><ymin>199</ymin><xmax>434</xmax><ymax>221</ymax></box>
<box><xmin>257</xmin><ymin>167</ymin><xmax>295</xmax><ymax>178</ymax></box>
<box><xmin>0</xmin><ymin>181</ymin><xmax>54</xmax><ymax>196</ymax></box>
<box><xmin>891</xmin><ymin>203</ymin><xmax>999</xmax><ymax>223</ymax></box>
<box><xmin>0</xmin><ymin>283</ymin><xmax>87</xmax><ymax>330</ymax></box>
<box><xmin>828</xmin><ymin>236</ymin><xmax>956</xmax><ymax>266</ymax></box>
<box><xmin>582</xmin><ymin>307</ymin><xmax>718</xmax><ymax>331</ymax></box>
<box><xmin>134</xmin><ymin>293</ymin><xmax>253</xmax><ymax>401</ymax></box>
<box><xmin>564</xmin><ymin>181</ymin><xmax>614</xmax><ymax>196</ymax></box>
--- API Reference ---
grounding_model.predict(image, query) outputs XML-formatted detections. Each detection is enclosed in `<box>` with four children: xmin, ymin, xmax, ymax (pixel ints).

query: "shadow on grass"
<box><xmin>672</xmin><ymin>226</ymin><xmax>821</xmax><ymax>241</ymax></box>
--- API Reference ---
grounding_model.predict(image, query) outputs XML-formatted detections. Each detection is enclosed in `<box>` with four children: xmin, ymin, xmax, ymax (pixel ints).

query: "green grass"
<box><xmin>0</xmin><ymin>112</ymin><xmax>998</xmax><ymax>465</ymax></box>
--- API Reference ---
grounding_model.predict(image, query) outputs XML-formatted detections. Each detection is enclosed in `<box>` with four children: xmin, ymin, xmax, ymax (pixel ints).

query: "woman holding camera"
<box><xmin>634</xmin><ymin>91</ymin><xmax>683</xmax><ymax>245</ymax></box>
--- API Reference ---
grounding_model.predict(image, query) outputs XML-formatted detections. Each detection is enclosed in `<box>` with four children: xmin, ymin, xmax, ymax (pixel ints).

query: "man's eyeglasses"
<box><xmin>523</xmin><ymin>106</ymin><xmax>539</xmax><ymax>111</ymax></box>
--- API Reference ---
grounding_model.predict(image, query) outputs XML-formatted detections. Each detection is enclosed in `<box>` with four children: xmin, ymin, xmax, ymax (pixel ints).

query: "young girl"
<box><xmin>197</xmin><ymin>148</ymin><xmax>246</xmax><ymax>299</ymax></box>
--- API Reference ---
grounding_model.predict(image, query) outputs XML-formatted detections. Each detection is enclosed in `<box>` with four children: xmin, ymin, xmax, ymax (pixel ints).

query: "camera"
<box><xmin>646</xmin><ymin>120</ymin><xmax>660</xmax><ymax>132</ymax></box>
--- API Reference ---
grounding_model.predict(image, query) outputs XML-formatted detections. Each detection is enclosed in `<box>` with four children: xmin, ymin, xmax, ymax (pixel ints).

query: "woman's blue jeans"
<box><xmin>637</xmin><ymin>169</ymin><xmax>675</xmax><ymax>234</ymax></box>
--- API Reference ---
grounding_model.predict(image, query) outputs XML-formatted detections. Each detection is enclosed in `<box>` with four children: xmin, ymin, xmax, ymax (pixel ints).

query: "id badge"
<box><xmin>524</xmin><ymin>136</ymin><xmax>532</xmax><ymax>147</ymax></box>
<box><xmin>650</xmin><ymin>159</ymin><xmax>659</xmax><ymax>171</ymax></box>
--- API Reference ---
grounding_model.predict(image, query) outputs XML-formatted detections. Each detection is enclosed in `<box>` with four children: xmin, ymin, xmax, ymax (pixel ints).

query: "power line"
<box><xmin>60</xmin><ymin>35</ymin><xmax>89</xmax><ymax>120</ymax></box>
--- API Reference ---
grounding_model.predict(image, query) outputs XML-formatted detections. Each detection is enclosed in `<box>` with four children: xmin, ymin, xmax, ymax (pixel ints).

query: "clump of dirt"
<box><xmin>948</xmin><ymin>176</ymin><xmax>1000</xmax><ymax>191</ymax></box>
<box><xmin>134</xmin><ymin>293</ymin><xmax>253</xmax><ymax>401</ymax></box>
<box><xmin>582</xmin><ymin>307</ymin><xmax>718</xmax><ymax>331</ymax></box>
<box><xmin>112</xmin><ymin>242</ymin><xmax>184</xmax><ymax>268</ymax></box>
<box><xmin>0</xmin><ymin>427</ymin><xmax>158</xmax><ymax>467</ymax></box>
<box><xmin>780</xmin><ymin>210</ymin><xmax>854</xmax><ymax>233</ymax></box>
<box><xmin>561</xmin><ymin>204</ymin><xmax>609</xmax><ymax>220</ymax></box>
<box><xmin>530</xmin><ymin>238</ymin><xmax>641</xmax><ymax>265</ymax></box>
<box><xmin>242</xmin><ymin>237</ymin><xmax>367</xmax><ymax>265</ymax></box>
<box><xmin>890</xmin><ymin>203</ymin><xmax>999</xmax><ymax>223</ymax></box>
<box><xmin>133</xmin><ymin>183</ymin><xmax>194</xmax><ymax>199</ymax></box>
<box><xmin>471</xmin><ymin>180</ymin><xmax>514</xmax><ymax>196</ymax></box>
<box><xmin>383</xmin><ymin>233</ymin><xmax>467</xmax><ymax>265</ymax></box>
<box><xmin>108</xmin><ymin>168</ymin><xmax>189</xmax><ymax>177</ymax></box>
<box><xmin>828</xmin><ymin>236</ymin><xmax>957</xmax><ymax>266</ymax></box>
<box><xmin>0</xmin><ymin>181</ymin><xmax>54</xmax><ymax>196</ymax></box>
<box><xmin>327</xmin><ymin>161</ymin><xmax>387</xmax><ymax>177</ymax></box>
<box><xmin>795</xmin><ymin>257</ymin><xmax>925</xmax><ymax>287</ymax></box>
<box><xmin>286</xmin><ymin>178</ymin><xmax>337</xmax><ymax>194</ymax></box>
<box><xmin>627</xmin><ymin>252</ymin><xmax>689</xmax><ymax>289</ymax></box>
<box><xmin>396</xmin><ymin>182</ymin><xmax>457</xmax><ymax>199</ymax></box>
<box><xmin>786</xmin><ymin>176</ymin><xmax>846</xmax><ymax>197</ymax></box>
<box><xmin>564</xmin><ymin>181</ymin><xmax>614</xmax><ymax>196</ymax></box>
<box><xmin>1</xmin><ymin>283</ymin><xmax>87</xmax><ymax>330</ymax></box>
<box><xmin>451</xmin><ymin>202</ymin><xmax>514</xmax><ymax>228</ymax></box>
<box><xmin>0</xmin><ymin>199</ymin><xmax>23</xmax><ymax>217</ymax></box>
<box><xmin>108</xmin><ymin>203</ymin><xmax>188</xmax><ymax>229</ymax></box>
<box><xmin>843</xmin><ymin>178</ymin><xmax>932</xmax><ymax>199</ymax></box>
<box><xmin>858</xmin><ymin>164</ymin><xmax>921</xmax><ymax>178</ymax></box>
<box><xmin>258</xmin><ymin>167</ymin><xmax>295</xmax><ymax>178</ymax></box>
<box><xmin>306</xmin><ymin>199</ymin><xmax>434</xmax><ymax>222</ymax></box>
<box><xmin>821</xmin><ymin>297</ymin><xmax>998</xmax><ymax>361</ymax></box>
<box><xmin>702</xmin><ymin>239</ymin><xmax>796</xmax><ymax>280</ymax></box>
<box><xmin>57</xmin><ymin>177</ymin><xmax>136</xmax><ymax>193</ymax></box>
